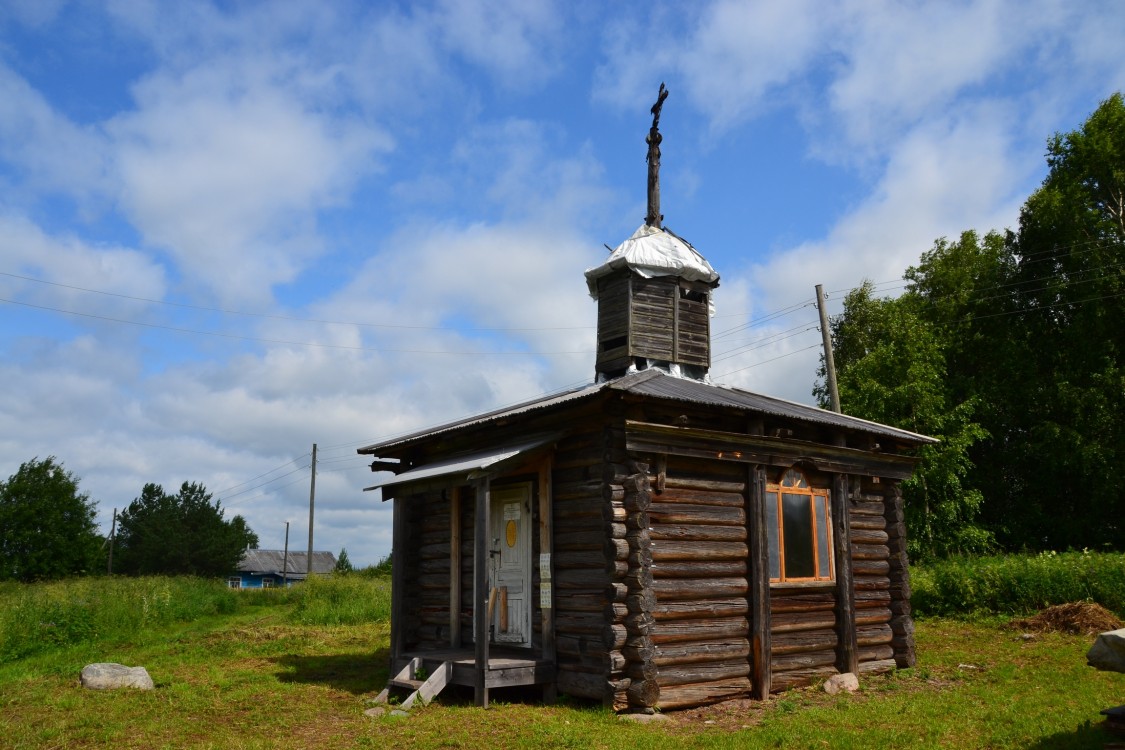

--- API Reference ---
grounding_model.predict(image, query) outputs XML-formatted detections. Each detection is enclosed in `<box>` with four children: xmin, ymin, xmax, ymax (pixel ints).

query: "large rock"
<box><xmin>80</xmin><ymin>663</ymin><xmax>155</xmax><ymax>690</ymax></box>
<box><xmin>823</xmin><ymin>672</ymin><xmax>860</xmax><ymax>695</ymax></box>
<box><xmin>1088</xmin><ymin>629</ymin><xmax>1125</xmax><ymax>673</ymax></box>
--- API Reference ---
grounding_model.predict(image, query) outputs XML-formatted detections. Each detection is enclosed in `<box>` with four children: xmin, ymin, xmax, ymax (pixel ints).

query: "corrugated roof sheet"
<box><xmin>238</xmin><ymin>549</ymin><xmax>337</xmax><ymax>576</ymax></box>
<box><xmin>358</xmin><ymin>369</ymin><xmax>935</xmax><ymax>456</ymax></box>
<box><xmin>363</xmin><ymin>436</ymin><xmax>556</xmax><ymax>492</ymax></box>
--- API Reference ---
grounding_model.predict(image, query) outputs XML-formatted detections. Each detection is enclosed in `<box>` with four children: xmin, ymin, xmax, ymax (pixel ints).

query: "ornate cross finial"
<box><xmin>645</xmin><ymin>83</ymin><xmax>668</xmax><ymax>228</ymax></box>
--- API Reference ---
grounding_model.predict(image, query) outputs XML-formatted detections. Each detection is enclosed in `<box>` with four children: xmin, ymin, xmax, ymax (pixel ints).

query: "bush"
<box><xmin>911</xmin><ymin>551</ymin><xmax>1125</xmax><ymax>618</ymax></box>
<box><xmin>288</xmin><ymin>575</ymin><xmax>391</xmax><ymax>626</ymax></box>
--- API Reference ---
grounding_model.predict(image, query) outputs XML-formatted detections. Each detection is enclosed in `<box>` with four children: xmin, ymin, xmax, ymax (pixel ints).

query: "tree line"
<box><xmin>0</xmin><ymin>456</ymin><xmax>258</xmax><ymax>581</ymax></box>
<box><xmin>818</xmin><ymin>93</ymin><xmax>1124</xmax><ymax>559</ymax></box>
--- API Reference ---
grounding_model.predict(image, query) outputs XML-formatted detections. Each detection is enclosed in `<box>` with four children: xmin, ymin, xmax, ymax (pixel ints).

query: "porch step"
<box><xmin>372</xmin><ymin>658</ymin><xmax>453</xmax><ymax>711</ymax></box>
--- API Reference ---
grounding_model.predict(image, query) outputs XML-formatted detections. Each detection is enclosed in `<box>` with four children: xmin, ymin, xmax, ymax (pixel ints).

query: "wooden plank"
<box><xmin>473</xmin><ymin>478</ymin><xmax>490</xmax><ymax>707</ymax></box>
<box><xmin>390</xmin><ymin>497</ymin><xmax>407</xmax><ymax>667</ymax></box>
<box><xmin>450</xmin><ymin>488</ymin><xmax>462</xmax><ymax>648</ymax></box>
<box><xmin>748</xmin><ymin>464</ymin><xmax>771</xmax><ymax>699</ymax></box>
<box><xmin>833</xmin><ymin>473</ymin><xmax>858</xmax><ymax>675</ymax></box>
<box><xmin>625</xmin><ymin>421</ymin><xmax>920</xmax><ymax>480</ymax></box>
<box><xmin>538</xmin><ymin>456</ymin><xmax>556</xmax><ymax>703</ymax></box>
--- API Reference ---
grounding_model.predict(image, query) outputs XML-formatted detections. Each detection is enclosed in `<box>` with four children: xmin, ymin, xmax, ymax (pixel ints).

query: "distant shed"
<box><xmin>359</xmin><ymin>87</ymin><xmax>934</xmax><ymax>711</ymax></box>
<box><xmin>230</xmin><ymin>549</ymin><xmax>337</xmax><ymax>589</ymax></box>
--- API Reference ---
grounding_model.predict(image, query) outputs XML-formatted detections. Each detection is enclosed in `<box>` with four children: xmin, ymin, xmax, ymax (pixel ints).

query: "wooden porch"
<box><xmin>388</xmin><ymin>647</ymin><xmax>556</xmax><ymax>708</ymax></box>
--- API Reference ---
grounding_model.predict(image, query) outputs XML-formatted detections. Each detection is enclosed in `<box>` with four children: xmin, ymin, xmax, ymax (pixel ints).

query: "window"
<box><xmin>765</xmin><ymin>468</ymin><xmax>834</xmax><ymax>583</ymax></box>
<box><xmin>227</xmin><ymin>577</ymin><xmax>242</xmax><ymax>589</ymax></box>
<box><xmin>261</xmin><ymin>579</ymin><xmax>274</xmax><ymax>589</ymax></box>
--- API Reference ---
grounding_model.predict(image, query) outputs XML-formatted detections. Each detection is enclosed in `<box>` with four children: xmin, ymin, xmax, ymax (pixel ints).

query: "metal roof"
<box><xmin>358</xmin><ymin>369</ymin><xmax>935</xmax><ymax>456</ymax></box>
<box><xmin>237</xmin><ymin>549</ymin><xmax>337</xmax><ymax>577</ymax></box>
<box><xmin>363</xmin><ymin>437</ymin><xmax>556</xmax><ymax>493</ymax></box>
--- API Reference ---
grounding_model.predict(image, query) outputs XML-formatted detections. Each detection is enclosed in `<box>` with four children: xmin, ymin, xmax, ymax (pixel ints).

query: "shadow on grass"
<box><xmin>272</xmin><ymin>648</ymin><xmax>389</xmax><ymax>695</ymax></box>
<box><xmin>1026</xmin><ymin>720</ymin><xmax>1117</xmax><ymax>749</ymax></box>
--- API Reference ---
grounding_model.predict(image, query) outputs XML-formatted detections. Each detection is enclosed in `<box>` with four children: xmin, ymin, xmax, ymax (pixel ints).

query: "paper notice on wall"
<box><xmin>503</xmin><ymin>502</ymin><xmax>520</xmax><ymax>520</ymax></box>
<box><xmin>540</xmin><ymin>582</ymin><xmax>552</xmax><ymax>608</ymax></box>
<box><xmin>540</xmin><ymin>553</ymin><xmax>551</xmax><ymax>578</ymax></box>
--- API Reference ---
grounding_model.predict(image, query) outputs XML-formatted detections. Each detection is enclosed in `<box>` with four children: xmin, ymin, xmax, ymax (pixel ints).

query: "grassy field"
<box><xmin>0</xmin><ymin>574</ymin><xmax>1122</xmax><ymax>749</ymax></box>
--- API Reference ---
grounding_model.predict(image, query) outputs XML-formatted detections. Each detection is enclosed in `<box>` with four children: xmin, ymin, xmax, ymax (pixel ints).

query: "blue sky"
<box><xmin>1</xmin><ymin>0</ymin><xmax>1122</xmax><ymax>566</ymax></box>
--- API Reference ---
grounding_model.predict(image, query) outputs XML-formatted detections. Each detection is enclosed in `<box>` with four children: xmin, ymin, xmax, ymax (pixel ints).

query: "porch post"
<box><xmin>538</xmin><ymin>456</ymin><xmax>556</xmax><ymax>703</ymax></box>
<box><xmin>833</xmin><ymin>473</ymin><xmax>858</xmax><ymax>674</ymax></box>
<box><xmin>389</xmin><ymin>494</ymin><xmax>407</xmax><ymax>670</ymax></box>
<box><xmin>473</xmin><ymin>477</ymin><xmax>491</xmax><ymax>707</ymax></box>
<box><xmin>450</xmin><ymin>487</ymin><xmax>462</xmax><ymax>648</ymax></box>
<box><xmin>748</xmin><ymin>465</ymin><xmax>771</xmax><ymax>699</ymax></box>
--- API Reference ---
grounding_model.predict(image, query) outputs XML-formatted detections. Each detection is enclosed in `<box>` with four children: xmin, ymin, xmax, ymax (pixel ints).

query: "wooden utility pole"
<box><xmin>307</xmin><ymin>443</ymin><xmax>317</xmax><ymax>575</ymax></box>
<box><xmin>816</xmin><ymin>284</ymin><xmax>842</xmax><ymax>413</ymax></box>
<box><xmin>106</xmin><ymin>508</ymin><xmax>117</xmax><ymax>575</ymax></box>
<box><xmin>282</xmin><ymin>521</ymin><xmax>290</xmax><ymax>588</ymax></box>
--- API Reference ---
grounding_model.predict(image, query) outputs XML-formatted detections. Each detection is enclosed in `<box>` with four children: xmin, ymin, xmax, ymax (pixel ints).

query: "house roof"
<box><xmin>358</xmin><ymin>369</ymin><xmax>936</xmax><ymax>457</ymax></box>
<box><xmin>584</xmin><ymin>223</ymin><xmax>720</xmax><ymax>299</ymax></box>
<box><xmin>237</xmin><ymin>549</ymin><xmax>337</xmax><ymax>577</ymax></box>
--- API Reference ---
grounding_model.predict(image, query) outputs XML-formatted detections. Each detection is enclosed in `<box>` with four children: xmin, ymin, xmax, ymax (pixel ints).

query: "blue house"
<box><xmin>229</xmin><ymin>549</ymin><xmax>337</xmax><ymax>589</ymax></box>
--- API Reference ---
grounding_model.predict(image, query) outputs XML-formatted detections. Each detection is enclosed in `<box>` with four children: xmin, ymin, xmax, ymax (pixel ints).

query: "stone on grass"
<box><xmin>1087</xmin><ymin>628</ymin><xmax>1125</xmax><ymax>673</ymax></box>
<box><xmin>619</xmin><ymin>712</ymin><xmax>668</xmax><ymax>723</ymax></box>
<box><xmin>364</xmin><ymin>706</ymin><xmax>387</xmax><ymax>718</ymax></box>
<box><xmin>80</xmin><ymin>663</ymin><xmax>154</xmax><ymax>690</ymax></box>
<box><xmin>823</xmin><ymin>672</ymin><xmax>859</xmax><ymax>695</ymax></box>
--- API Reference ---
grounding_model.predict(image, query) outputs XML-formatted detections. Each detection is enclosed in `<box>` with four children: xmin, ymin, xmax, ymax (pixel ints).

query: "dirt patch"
<box><xmin>1010</xmin><ymin>602</ymin><xmax>1123</xmax><ymax>636</ymax></box>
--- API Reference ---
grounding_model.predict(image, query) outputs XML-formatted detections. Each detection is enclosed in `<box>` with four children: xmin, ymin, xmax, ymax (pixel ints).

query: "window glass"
<box><xmin>815</xmin><ymin>496</ymin><xmax>832</xmax><ymax>579</ymax></box>
<box><xmin>782</xmin><ymin>492</ymin><xmax>816</xmax><ymax>578</ymax></box>
<box><xmin>765</xmin><ymin>491</ymin><xmax>780</xmax><ymax>580</ymax></box>
<box><xmin>765</xmin><ymin>468</ymin><xmax>833</xmax><ymax>583</ymax></box>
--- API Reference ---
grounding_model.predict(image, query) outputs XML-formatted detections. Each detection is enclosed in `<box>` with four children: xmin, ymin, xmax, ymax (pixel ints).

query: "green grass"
<box><xmin>0</xmin><ymin>572</ymin><xmax>1123</xmax><ymax>749</ymax></box>
<box><xmin>911</xmin><ymin>551</ymin><xmax>1125</xmax><ymax>618</ymax></box>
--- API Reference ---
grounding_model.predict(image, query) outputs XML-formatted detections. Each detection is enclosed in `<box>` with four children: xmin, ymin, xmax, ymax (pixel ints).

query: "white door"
<box><xmin>489</xmin><ymin>484</ymin><xmax>532</xmax><ymax>645</ymax></box>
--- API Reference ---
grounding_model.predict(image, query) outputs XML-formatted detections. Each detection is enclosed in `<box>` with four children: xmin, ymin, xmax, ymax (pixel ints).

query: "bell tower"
<box><xmin>585</xmin><ymin>84</ymin><xmax>720</xmax><ymax>382</ymax></box>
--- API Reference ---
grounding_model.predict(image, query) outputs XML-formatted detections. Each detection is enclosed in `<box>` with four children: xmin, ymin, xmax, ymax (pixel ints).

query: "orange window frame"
<box><xmin>766</xmin><ymin>468</ymin><xmax>834</xmax><ymax>583</ymax></box>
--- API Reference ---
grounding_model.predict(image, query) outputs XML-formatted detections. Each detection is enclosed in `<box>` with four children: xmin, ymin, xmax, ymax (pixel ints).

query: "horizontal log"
<box><xmin>770</xmin><ymin>611</ymin><xmax>836</xmax><ymax>634</ymax></box>
<box><xmin>855</xmin><ymin>608</ymin><xmax>892</xmax><ymax>626</ymax></box>
<box><xmin>648</xmin><ymin>502</ymin><xmax>745</xmax><ymax>527</ymax></box>
<box><xmin>555</xmin><ymin>634</ymin><xmax>608</xmax><ymax>658</ymax></box>
<box><xmin>771</xmin><ymin>629</ymin><xmax>838</xmax><ymax>656</ymax></box>
<box><xmin>848</xmin><ymin>515</ymin><xmax>887</xmax><ymax>532</ymax></box>
<box><xmin>651</xmin><ymin>488</ymin><xmax>745</xmax><ymax>508</ymax></box>
<box><xmin>854</xmin><ymin>589</ymin><xmax>892</xmax><ymax>607</ymax></box>
<box><xmin>772</xmin><ymin>650</ymin><xmax>836</xmax><ymax>672</ymax></box>
<box><xmin>659</xmin><ymin>476</ymin><xmax>747</xmax><ymax>493</ymax></box>
<box><xmin>850</xmin><ymin>501</ymin><xmax>885</xmax><ymax>517</ymax></box>
<box><xmin>649</xmin><ymin>523</ymin><xmax>747</xmax><ymax>543</ymax></box>
<box><xmin>554</xmin><ymin>612</ymin><xmax>606</xmax><ymax>636</ymax></box>
<box><xmin>656</xmin><ymin>659</ymin><xmax>750</xmax><ymax>688</ymax></box>
<box><xmin>853</xmin><ymin>575</ymin><xmax>891</xmax><ymax>591</ymax></box>
<box><xmin>654</xmin><ymin>638</ymin><xmax>750</xmax><ymax>667</ymax></box>
<box><xmin>652</xmin><ymin>617</ymin><xmax>748</xmax><ymax>644</ymax></box>
<box><xmin>849</xmin><ymin>528</ymin><xmax>890</xmax><ymax>545</ymax></box>
<box><xmin>652</xmin><ymin>560</ymin><xmax>748</xmax><ymax>579</ymax></box>
<box><xmin>769</xmin><ymin>591</ymin><xmax>836</xmax><ymax>613</ymax></box>
<box><xmin>650</xmin><ymin>540</ymin><xmax>749</xmax><ymax>561</ymax></box>
<box><xmin>653</xmin><ymin>577</ymin><xmax>748</xmax><ymax>601</ymax></box>
<box><xmin>557</xmin><ymin>669</ymin><xmax>610</xmax><ymax>700</ymax></box>
<box><xmin>858</xmin><ymin>645</ymin><xmax>895</xmax><ymax>662</ymax></box>
<box><xmin>857</xmin><ymin>658</ymin><xmax>896</xmax><ymax>676</ymax></box>
<box><xmin>856</xmin><ymin>624</ymin><xmax>893</xmax><ymax>647</ymax></box>
<box><xmin>555</xmin><ymin>568</ymin><xmax>611</xmax><ymax>590</ymax></box>
<box><xmin>653</xmin><ymin>598</ymin><xmax>748</xmax><ymax>621</ymax></box>
<box><xmin>852</xmin><ymin>559</ymin><xmax>891</xmax><ymax>576</ymax></box>
<box><xmin>555</xmin><ymin>593</ymin><xmax>609</xmax><ymax>613</ymax></box>
<box><xmin>769</xmin><ymin>665</ymin><xmax>838</xmax><ymax>692</ymax></box>
<box><xmin>851</xmin><ymin>543</ymin><xmax>890</xmax><ymax>561</ymax></box>
<box><xmin>657</xmin><ymin>677</ymin><xmax>751</xmax><ymax>710</ymax></box>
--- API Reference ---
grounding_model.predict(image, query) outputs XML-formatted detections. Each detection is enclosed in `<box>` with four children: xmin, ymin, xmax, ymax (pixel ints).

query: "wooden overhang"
<box><xmin>624</xmin><ymin>420</ymin><xmax>921</xmax><ymax>479</ymax></box>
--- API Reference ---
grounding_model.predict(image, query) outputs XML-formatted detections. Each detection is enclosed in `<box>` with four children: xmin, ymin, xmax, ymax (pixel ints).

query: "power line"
<box><xmin>0</xmin><ymin>296</ymin><xmax>595</xmax><ymax>356</ymax></box>
<box><xmin>0</xmin><ymin>271</ymin><xmax>593</xmax><ymax>333</ymax></box>
<box><xmin>713</xmin><ymin>343</ymin><xmax>823</xmax><ymax>379</ymax></box>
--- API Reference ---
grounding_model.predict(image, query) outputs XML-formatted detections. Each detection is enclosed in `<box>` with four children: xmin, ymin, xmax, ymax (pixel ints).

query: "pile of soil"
<box><xmin>1010</xmin><ymin>602</ymin><xmax>1123</xmax><ymax>635</ymax></box>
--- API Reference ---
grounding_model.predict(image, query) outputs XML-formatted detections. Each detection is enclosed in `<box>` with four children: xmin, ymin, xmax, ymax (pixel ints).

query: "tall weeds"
<box><xmin>0</xmin><ymin>576</ymin><xmax>246</xmax><ymax>662</ymax></box>
<box><xmin>911</xmin><ymin>551</ymin><xmax>1125</xmax><ymax>617</ymax></box>
<box><xmin>287</xmin><ymin>574</ymin><xmax>391</xmax><ymax>625</ymax></box>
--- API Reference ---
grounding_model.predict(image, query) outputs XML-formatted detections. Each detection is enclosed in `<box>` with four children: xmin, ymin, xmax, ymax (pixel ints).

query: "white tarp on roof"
<box><xmin>584</xmin><ymin>223</ymin><xmax>720</xmax><ymax>300</ymax></box>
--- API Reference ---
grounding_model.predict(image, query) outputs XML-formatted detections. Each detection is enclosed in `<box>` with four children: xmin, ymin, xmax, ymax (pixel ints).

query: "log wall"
<box><xmin>649</xmin><ymin>457</ymin><xmax>753</xmax><ymax>709</ymax></box>
<box><xmin>848</xmin><ymin>479</ymin><xmax>900</xmax><ymax>678</ymax></box>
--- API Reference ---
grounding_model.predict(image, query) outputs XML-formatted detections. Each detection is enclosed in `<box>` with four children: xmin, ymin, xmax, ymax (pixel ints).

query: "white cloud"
<box><xmin>110</xmin><ymin>62</ymin><xmax>390</xmax><ymax>305</ymax></box>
